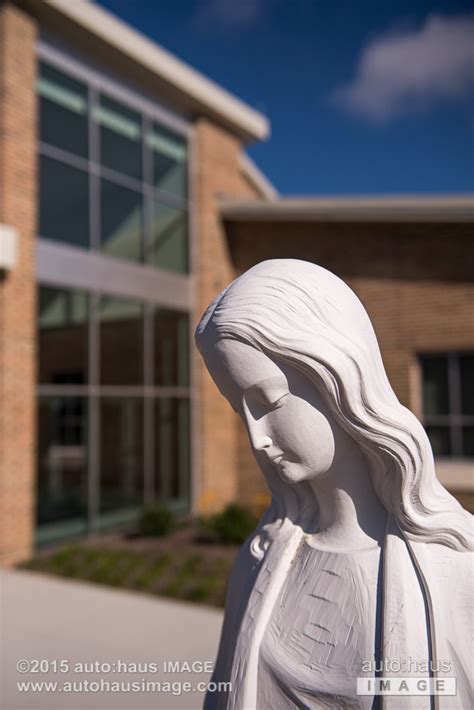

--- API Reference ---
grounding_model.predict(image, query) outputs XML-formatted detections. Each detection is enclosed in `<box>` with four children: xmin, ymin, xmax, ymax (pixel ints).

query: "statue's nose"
<box><xmin>254</xmin><ymin>435</ymin><xmax>273</xmax><ymax>451</ymax></box>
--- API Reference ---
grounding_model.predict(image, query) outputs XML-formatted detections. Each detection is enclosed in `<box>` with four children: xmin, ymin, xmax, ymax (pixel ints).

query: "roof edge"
<box><xmin>239</xmin><ymin>154</ymin><xmax>279</xmax><ymax>200</ymax></box>
<box><xmin>219</xmin><ymin>195</ymin><xmax>474</xmax><ymax>223</ymax></box>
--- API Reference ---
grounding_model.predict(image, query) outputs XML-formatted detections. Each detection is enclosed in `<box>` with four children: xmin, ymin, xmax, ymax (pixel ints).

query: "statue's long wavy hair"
<box><xmin>196</xmin><ymin>259</ymin><xmax>472</xmax><ymax>551</ymax></box>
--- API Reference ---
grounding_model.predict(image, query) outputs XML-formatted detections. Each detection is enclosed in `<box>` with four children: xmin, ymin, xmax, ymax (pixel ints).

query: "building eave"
<box><xmin>219</xmin><ymin>195</ymin><xmax>474</xmax><ymax>223</ymax></box>
<box><xmin>239</xmin><ymin>154</ymin><xmax>279</xmax><ymax>200</ymax></box>
<box><xmin>22</xmin><ymin>0</ymin><xmax>269</xmax><ymax>142</ymax></box>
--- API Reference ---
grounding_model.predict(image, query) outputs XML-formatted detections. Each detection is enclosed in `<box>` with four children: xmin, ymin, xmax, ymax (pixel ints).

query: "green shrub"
<box><xmin>131</xmin><ymin>553</ymin><xmax>172</xmax><ymax>591</ymax></box>
<box><xmin>22</xmin><ymin>543</ymin><xmax>231</xmax><ymax>608</ymax></box>
<box><xmin>138</xmin><ymin>503</ymin><xmax>175</xmax><ymax>537</ymax></box>
<box><xmin>201</xmin><ymin>504</ymin><xmax>257</xmax><ymax>545</ymax></box>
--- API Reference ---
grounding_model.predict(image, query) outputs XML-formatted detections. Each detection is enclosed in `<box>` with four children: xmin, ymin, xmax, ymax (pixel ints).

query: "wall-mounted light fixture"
<box><xmin>0</xmin><ymin>224</ymin><xmax>18</xmax><ymax>271</ymax></box>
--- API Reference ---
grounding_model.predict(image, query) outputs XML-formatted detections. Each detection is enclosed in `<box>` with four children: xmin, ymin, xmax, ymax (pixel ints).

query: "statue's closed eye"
<box><xmin>261</xmin><ymin>392</ymin><xmax>290</xmax><ymax>412</ymax></box>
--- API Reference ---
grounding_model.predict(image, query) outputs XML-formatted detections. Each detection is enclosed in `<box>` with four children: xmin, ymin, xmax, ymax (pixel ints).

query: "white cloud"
<box><xmin>330</xmin><ymin>14</ymin><xmax>474</xmax><ymax>122</ymax></box>
<box><xmin>194</xmin><ymin>0</ymin><xmax>263</xmax><ymax>29</ymax></box>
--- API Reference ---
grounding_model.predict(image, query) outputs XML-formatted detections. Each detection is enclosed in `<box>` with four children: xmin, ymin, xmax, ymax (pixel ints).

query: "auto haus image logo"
<box><xmin>361</xmin><ymin>658</ymin><xmax>452</xmax><ymax>674</ymax></box>
<box><xmin>357</xmin><ymin>678</ymin><xmax>456</xmax><ymax>697</ymax></box>
<box><xmin>358</xmin><ymin>658</ymin><xmax>456</xmax><ymax>697</ymax></box>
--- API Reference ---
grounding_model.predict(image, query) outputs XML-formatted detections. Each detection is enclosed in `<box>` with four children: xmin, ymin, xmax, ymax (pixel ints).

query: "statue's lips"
<box><xmin>272</xmin><ymin>455</ymin><xmax>284</xmax><ymax>466</ymax></box>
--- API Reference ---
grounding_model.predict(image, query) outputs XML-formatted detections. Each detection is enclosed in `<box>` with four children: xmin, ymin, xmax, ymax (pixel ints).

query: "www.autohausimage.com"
<box><xmin>15</xmin><ymin>659</ymin><xmax>230</xmax><ymax>697</ymax></box>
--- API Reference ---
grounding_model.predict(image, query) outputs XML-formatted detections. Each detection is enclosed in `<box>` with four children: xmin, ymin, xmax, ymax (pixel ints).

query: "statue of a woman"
<box><xmin>195</xmin><ymin>259</ymin><xmax>473</xmax><ymax>710</ymax></box>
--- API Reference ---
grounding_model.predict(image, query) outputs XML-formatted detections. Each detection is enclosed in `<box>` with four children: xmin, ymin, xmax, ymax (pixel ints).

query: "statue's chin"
<box><xmin>277</xmin><ymin>460</ymin><xmax>329</xmax><ymax>485</ymax></box>
<box><xmin>277</xmin><ymin>460</ymin><xmax>305</xmax><ymax>484</ymax></box>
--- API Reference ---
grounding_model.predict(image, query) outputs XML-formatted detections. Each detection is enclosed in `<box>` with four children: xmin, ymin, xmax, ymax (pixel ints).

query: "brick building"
<box><xmin>219</xmin><ymin>199</ymin><xmax>474</xmax><ymax>511</ymax></box>
<box><xmin>0</xmin><ymin>0</ymin><xmax>472</xmax><ymax>565</ymax></box>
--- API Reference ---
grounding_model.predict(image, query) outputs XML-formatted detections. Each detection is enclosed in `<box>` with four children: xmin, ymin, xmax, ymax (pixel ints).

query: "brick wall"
<box><xmin>223</xmin><ymin>219</ymin><xmax>474</xmax><ymax>507</ymax></box>
<box><xmin>193</xmin><ymin>119</ymin><xmax>262</xmax><ymax>514</ymax></box>
<box><xmin>0</xmin><ymin>2</ymin><xmax>38</xmax><ymax>565</ymax></box>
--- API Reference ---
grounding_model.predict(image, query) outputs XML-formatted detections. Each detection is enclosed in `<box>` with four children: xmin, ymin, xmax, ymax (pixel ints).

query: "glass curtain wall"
<box><xmin>38</xmin><ymin>287</ymin><xmax>191</xmax><ymax>543</ymax></box>
<box><xmin>36</xmin><ymin>54</ymin><xmax>192</xmax><ymax>545</ymax></box>
<box><xmin>38</xmin><ymin>60</ymin><xmax>189</xmax><ymax>272</ymax></box>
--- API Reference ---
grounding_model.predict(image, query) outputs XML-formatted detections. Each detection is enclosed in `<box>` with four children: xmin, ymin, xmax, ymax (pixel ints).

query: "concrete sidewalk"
<box><xmin>1</xmin><ymin>568</ymin><xmax>223</xmax><ymax>710</ymax></box>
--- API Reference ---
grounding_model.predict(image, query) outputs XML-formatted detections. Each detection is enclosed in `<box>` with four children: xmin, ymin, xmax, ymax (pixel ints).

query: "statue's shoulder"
<box><xmin>410</xmin><ymin>539</ymin><xmax>473</xmax><ymax>620</ymax></box>
<box><xmin>411</xmin><ymin>540</ymin><xmax>474</xmax><ymax>707</ymax></box>
<box><xmin>412</xmin><ymin>538</ymin><xmax>473</xmax><ymax>574</ymax></box>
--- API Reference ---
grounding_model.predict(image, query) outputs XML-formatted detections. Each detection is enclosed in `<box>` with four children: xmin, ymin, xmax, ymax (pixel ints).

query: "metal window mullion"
<box><xmin>143</xmin><ymin>114</ymin><xmax>153</xmax><ymax>266</ymax></box>
<box><xmin>162</xmin><ymin>399</ymin><xmax>171</xmax><ymax>502</ymax></box>
<box><xmin>38</xmin><ymin>385</ymin><xmax>89</xmax><ymax>397</ymax></box>
<box><xmin>88</xmin><ymin>293</ymin><xmax>100</xmax><ymax>534</ymax></box>
<box><xmin>89</xmin><ymin>87</ymin><xmax>100</xmax><ymax>252</ymax></box>
<box><xmin>447</xmin><ymin>415</ymin><xmax>474</xmax><ymax>425</ymax></box>
<box><xmin>187</xmin><ymin>125</ymin><xmax>198</xmax><ymax>514</ymax></box>
<box><xmin>423</xmin><ymin>415</ymin><xmax>453</xmax><ymax>425</ymax></box>
<box><xmin>39</xmin><ymin>142</ymin><xmax>89</xmax><ymax>172</ymax></box>
<box><xmin>144</xmin><ymin>395</ymin><xmax>154</xmax><ymax>506</ymax></box>
<box><xmin>178</xmin><ymin>398</ymin><xmax>190</xmax><ymax>503</ymax></box>
<box><xmin>89</xmin><ymin>385</ymin><xmax>147</xmax><ymax>397</ymax></box>
<box><xmin>153</xmin><ymin>187</ymin><xmax>189</xmax><ymax>212</ymax></box>
<box><xmin>144</xmin><ymin>189</ymin><xmax>153</xmax><ymax>267</ymax></box>
<box><xmin>448</xmin><ymin>353</ymin><xmax>463</xmax><ymax>456</ymax></box>
<box><xmin>37</xmin><ymin>384</ymin><xmax>189</xmax><ymax>401</ymax></box>
<box><xmin>144</xmin><ymin>303</ymin><xmax>154</xmax><ymax>505</ymax></box>
<box><xmin>99</xmin><ymin>164</ymin><xmax>143</xmax><ymax>194</ymax></box>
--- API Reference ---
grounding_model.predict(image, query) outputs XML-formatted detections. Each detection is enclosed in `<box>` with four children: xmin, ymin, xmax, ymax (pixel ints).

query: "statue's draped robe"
<box><xmin>204</xmin><ymin>514</ymin><xmax>473</xmax><ymax>710</ymax></box>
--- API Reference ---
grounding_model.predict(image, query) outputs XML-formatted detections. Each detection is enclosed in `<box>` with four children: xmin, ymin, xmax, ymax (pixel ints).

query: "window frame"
<box><xmin>36</xmin><ymin>39</ymin><xmax>196</xmax><ymax>545</ymax></box>
<box><xmin>419</xmin><ymin>351</ymin><xmax>474</xmax><ymax>459</ymax></box>
<box><xmin>37</xmin><ymin>39</ymin><xmax>191</xmax><ymax>272</ymax></box>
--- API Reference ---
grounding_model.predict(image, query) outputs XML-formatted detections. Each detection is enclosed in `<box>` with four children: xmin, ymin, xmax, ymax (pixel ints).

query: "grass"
<box><xmin>22</xmin><ymin>543</ymin><xmax>232</xmax><ymax>608</ymax></box>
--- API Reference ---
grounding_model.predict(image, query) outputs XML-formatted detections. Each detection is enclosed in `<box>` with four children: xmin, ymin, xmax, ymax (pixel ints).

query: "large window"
<box><xmin>420</xmin><ymin>352</ymin><xmax>474</xmax><ymax>458</ymax></box>
<box><xmin>38</xmin><ymin>60</ymin><xmax>189</xmax><ymax>273</ymax></box>
<box><xmin>37</xmin><ymin>285</ymin><xmax>191</xmax><ymax>544</ymax></box>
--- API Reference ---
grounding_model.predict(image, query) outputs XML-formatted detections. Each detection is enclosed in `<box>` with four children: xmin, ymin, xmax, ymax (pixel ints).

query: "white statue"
<box><xmin>196</xmin><ymin>259</ymin><xmax>473</xmax><ymax>710</ymax></box>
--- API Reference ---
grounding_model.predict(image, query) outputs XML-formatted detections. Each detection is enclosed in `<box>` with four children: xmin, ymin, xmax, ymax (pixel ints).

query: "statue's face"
<box><xmin>202</xmin><ymin>338</ymin><xmax>351</xmax><ymax>483</ymax></box>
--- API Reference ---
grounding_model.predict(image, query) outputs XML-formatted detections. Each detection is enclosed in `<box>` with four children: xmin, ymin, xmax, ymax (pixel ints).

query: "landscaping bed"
<box><xmin>20</xmin><ymin>507</ymin><xmax>256</xmax><ymax>608</ymax></box>
<box><xmin>22</xmin><ymin>526</ymin><xmax>238</xmax><ymax>607</ymax></box>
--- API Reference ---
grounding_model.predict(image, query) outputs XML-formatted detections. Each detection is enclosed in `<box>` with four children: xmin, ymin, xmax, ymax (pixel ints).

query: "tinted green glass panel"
<box><xmin>151</xmin><ymin>201</ymin><xmax>188</xmax><ymax>273</ymax></box>
<box><xmin>38</xmin><ymin>62</ymin><xmax>88</xmax><ymax>158</ymax></box>
<box><xmin>99</xmin><ymin>297</ymin><xmax>144</xmax><ymax>385</ymax></box>
<box><xmin>40</xmin><ymin>156</ymin><xmax>89</xmax><ymax>248</ymax></box>
<box><xmin>155</xmin><ymin>398</ymin><xmax>190</xmax><ymax>500</ymax></box>
<box><xmin>462</xmin><ymin>427</ymin><xmax>474</xmax><ymax>457</ymax></box>
<box><xmin>100</xmin><ymin>179</ymin><xmax>142</xmax><ymax>262</ymax></box>
<box><xmin>460</xmin><ymin>354</ymin><xmax>474</xmax><ymax>415</ymax></box>
<box><xmin>150</xmin><ymin>124</ymin><xmax>187</xmax><ymax>199</ymax></box>
<box><xmin>421</xmin><ymin>357</ymin><xmax>449</xmax><ymax>415</ymax></box>
<box><xmin>154</xmin><ymin>309</ymin><xmax>189</xmax><ymax>387</ymax></box>
<box><xmin>37</xmin><ymin>396</ymin><xmax>88</xmax><ymax>527</ymax></box>
<box><xmin>97</xmin><ymin>94</ymin><xmax>142</xmax><ymax>180</ymax></box>
<box><xmin>38</xmin><ymin>287</ymin><xmax>88</xmax><ymax>384</ymax></box>
<box><xmin>426</xmin><ymin>426</ymin><xmax>451</xmax><ymax>456</ymax></box>
<box><xmin>99</xmin><ymin>398</ymin><xmax>144</xmax><ymax>515</ymax></box>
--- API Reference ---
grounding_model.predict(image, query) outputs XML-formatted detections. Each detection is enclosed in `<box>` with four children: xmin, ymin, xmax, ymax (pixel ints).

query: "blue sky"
<box><xmin>97</xmin><ymin>0</ymin><xmax>473</xmax><ymax>196</ymax></box>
